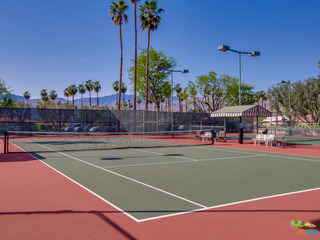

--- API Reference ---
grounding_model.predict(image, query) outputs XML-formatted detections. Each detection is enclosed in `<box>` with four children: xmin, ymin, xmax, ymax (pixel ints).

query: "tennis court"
<box><xmin>1</xmin><ymin>131</ymin><xmax>320</xmax><ymax>239</ymax></box>
<box><xmin>6</xmin><ymin>131</ymin><xmax>320</xmax><ymax>221</ymax></box>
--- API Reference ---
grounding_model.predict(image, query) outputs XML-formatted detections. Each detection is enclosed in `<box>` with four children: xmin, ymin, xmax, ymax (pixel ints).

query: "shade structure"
<box><xmin>210</xmin><ymin>104</ymin><xmax>272</xmax><ymax>118</ymax></box>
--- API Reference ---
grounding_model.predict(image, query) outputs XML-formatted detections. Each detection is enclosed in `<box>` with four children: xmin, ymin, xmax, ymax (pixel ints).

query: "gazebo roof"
<box><xmin>210</xmin><ymin>104</ymin><xmax>272</xmax><ymax>118</ymax></box>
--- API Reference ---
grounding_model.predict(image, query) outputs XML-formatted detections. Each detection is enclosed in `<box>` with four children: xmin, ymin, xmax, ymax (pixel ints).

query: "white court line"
<box><xmin>138</xmin><ymin>187</ymin><xmax>320</xmax><ymax>222</ymax></box>
<box><xmin>27</xmin><ymin>141</ymin><xmax>207</xmax><ymax>210</ymax></box>
<box><xmin>264</xmin><ymin>154</ymin><xmax>320</xmax><ymax>163</ymax></box>
<box><xmin>104</xmin><ymin>154</ymin><xmax>266</xmax><ymax>169</ymax></box>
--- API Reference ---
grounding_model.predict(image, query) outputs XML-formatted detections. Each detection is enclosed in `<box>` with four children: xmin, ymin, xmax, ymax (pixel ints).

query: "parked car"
<box><xmin>8</xmin><ymin>126</ymin><xmax>23</xmax><ymax>131</ymax></box>
<box><xmin>64</xmin><ymin>124</ymin><xmax>82</xmax><ymax>132</ymax></box>
<box><xmin>83</xmin><ymin>124</ymin><xmax>93</xmax><ymax>132</ymax></box>
<box><xmin>89</xmin><ymin>126</ymin><xmax>100</xmax><ymax>132</ymax></box>
<box><xmin>74</xmin><ymin>125</ymin><xmax>85</xmax><ymax>132</ymax></box>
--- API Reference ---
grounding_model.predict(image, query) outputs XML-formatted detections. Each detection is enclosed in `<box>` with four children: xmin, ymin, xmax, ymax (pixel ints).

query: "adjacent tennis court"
<box><xmin>7</xmin><ymin>132</ymin><xmax>320</xmax><ymax>222</ymax></box>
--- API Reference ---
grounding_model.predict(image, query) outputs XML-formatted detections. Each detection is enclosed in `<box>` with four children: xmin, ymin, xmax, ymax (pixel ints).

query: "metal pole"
<box><xmin>288</xmin><ymin>83</ymin><xmax>291</xmax><ymax>134</ymax></box>
<box><xmin>239</xmin><ymin>52</ymin><xmax>242</xmax><ymax>106</ymax></box>
<box><xmin>171</xmin><ymin>71</ymin><xmax>174</xmax><ymax>133</ymax></box>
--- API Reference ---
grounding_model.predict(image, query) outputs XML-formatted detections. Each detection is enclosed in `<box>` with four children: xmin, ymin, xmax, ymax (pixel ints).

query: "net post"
<box><xmin>211</xmin><ymin>128</ymin><xmax>214</xmax><ymax>145</ymax></box>
<box><xmin>4</xmin><ymin>131</ymin><xmax>7</xmax><ymax>154</ymax></box>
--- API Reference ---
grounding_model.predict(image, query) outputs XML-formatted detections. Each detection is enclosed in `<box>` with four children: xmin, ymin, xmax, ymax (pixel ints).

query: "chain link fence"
<box><xmin>0</xmin><ymin>107</ymin><xmax>229</xmax><ymax>133</ymax></box>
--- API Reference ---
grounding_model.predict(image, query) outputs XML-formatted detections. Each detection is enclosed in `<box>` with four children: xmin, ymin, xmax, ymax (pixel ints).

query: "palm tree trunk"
<box><xmin>97</xmin><ymin>92</ymin><xmax>99</xmax><ymax>108</ymax></box>
<box><xmin>145</xmin><ymin>26</ymin><xmax>151</xmax><ymax>110</ymax></box>
<box><xmin>118</xmin><ymin>24</ymin><xmax>123</xmax><ymax>110</ymax></box>
<box><xmin>81</xmin><ymin>94</ymin><xmax>83</xmax><ymax>107</ymax></box>
<box><xmin>72</xmin><ymin>95</ymin><xmax>74</xmax><ymax>107</ymax></box>
<box><xmin>133</xmin><ymin>1</ymin><xmax>137</xmax><ymax>110</ymax></box>
<box><xmin>89</xmin><ymin>91</ymin><xmax>91</xmax><ymax>107</ymax></box>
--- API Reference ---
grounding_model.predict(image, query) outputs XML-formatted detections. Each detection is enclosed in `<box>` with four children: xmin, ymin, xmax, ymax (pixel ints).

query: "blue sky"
<box><xmin>1</xmin><ymin>0</ymin><xmax>319</xmax><ymax>99</ymax></box>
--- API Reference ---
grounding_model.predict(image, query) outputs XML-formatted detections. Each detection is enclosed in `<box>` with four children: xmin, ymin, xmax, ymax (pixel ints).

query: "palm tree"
<box><xmin>174</xmin><ymin>84</ymin><xmax>182</xmax><ymax>112</ymax></box>
<box><xmin>136</xmin><ymin>97</ymin><xmax>141</xmax><ymax>110</ymax></box>
<box><xmin>129</xmin><ymin>0</ymin><xmax>140</xmax><ymax>110</ymax></box>
<box><xmin>78</xmin><ymin>84</ymin><xmax>86</xmax><ymax>107</ymax></box>
<box><xmin>93</xmin><ymin>81</ymin><xmax>101</xmax><ymax>108</ymax></box>
<box><xmin>138</xmin><ymin>0</ymin><xmax>163</xmax><ymax>110</ymax></box>
<box><xmin>40</xmin><ymin>89</ymin><xmax>49</xmax><ymax>109</ymax></box>
<box><xmin>112</xmin><ymin>80</ymin><xmax>120</xmax><ymax>107</ymax></box>
<box><xmin>121</xmin><ymin>82</ymin><xmax>127</xmax><ymax>106</ymax></box>
<box><xmin>23</xmin><ymin>91</ymin><xmax>31</xmax><ymax>105</ymax></box>
<box><xmin>317</xmin><ymin>59</ymin><xmax>320</xmax><ymax>69</ymax></box>
<box><xmin>109</xmin><ymin>0</ymin><xmax>129</xmax><ymax>110</ymax></box>
<box><xmin>256</xmin><ymin>90</ymin><xmax>267</xmax><ymax>108</ymax></box>
<box><xmin>162</xmin><ymin>81</ymin><xmax>171</xmax><ymax>111</ymax></box>
<box><xmin>68</xmin><ymin>85</ymin><xmax>78</xmax><ymax>107</ymax></box>
<box><xmin>64</xmin><ymin>88</ymin><xmax>70</xmax><ymax>105</ymax></box>
<box><xmin>85</xmin><ymin>80</ymin><xmax>94</xmax><ymax>107</ymax></box>
<box><xmin>49</xmin><ymin>90</ymin><xmax>58</xmax><ymax>106</ymax></box>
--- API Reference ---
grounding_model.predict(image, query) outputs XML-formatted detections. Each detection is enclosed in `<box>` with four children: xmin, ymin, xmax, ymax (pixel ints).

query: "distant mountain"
<box><xmin>9</xmin><ymin>94</ymin><xmax>24</xmax><ymax>101</ymax></box>
<box><xmin>10</xmin><ymin>93</ymin><xmax>179</xmax><ymax>110</ymax></box>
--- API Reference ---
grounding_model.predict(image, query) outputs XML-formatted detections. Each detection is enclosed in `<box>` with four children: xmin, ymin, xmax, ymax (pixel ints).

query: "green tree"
<box><xmin>128</xmin><ymin>47</ymin><xmax>176</xmax><ymax>111</ymax></box>
<box><xmin>68</xmin><ymin>85</ymin><xmax>78</xmax><ymax>107</ymax></box>
<box><xmin>121</xmin><ymin>82</ymin><xmax>127</xmax><ymax>106</ymax></box>
<box><xmin>136</xmin><ymin>97</ymin><xmax>142</xmax><ymax>109</ymax></box>
<box><xmin>255</xmin><ymin>90</ymin><xmax>267</xmax><ymax>108</ymax></box>
<box><xmin>225</xmin><ymin>83</ymin><xmax>255</xmax><ymax>106</ymax></box>
<box><xmin>0</xmin><ymin>93</ymin><xmax>14</xmax><ymax>107</ymax></box>
<box><xmin>186</xmin><ymin>81</ymin><xmax>198</xmax><ymax>112</ymax></box>
<box><xmin>317</xmin><ymin>59</ymin><xmax>320</xmax><ymax>69</ymax></box>
<box><xmin>93</xmin><ymin>81</ymin><xmax>101</xmax><ymax>108</ymax></box>
<box><xmin>85</xmin><ymin>80</ymin><xmax>94</xmax><ymax>107</ymax></box>
<box><xmin>0</xmin><ymin>78</ymin><xmax>14</xmax><ymax>107</ymax></box>
<box><xmin>109</xmin><ymin>0</ymin><xmax>129</xmax><ymax>110</ymax></box>
<box><xmin>40</xmin><ymin>89</ymin><xmax>49</xmax><ymax>109</ymax></box>
<box><xmin>194</xmin><ymin>72</ymin><xmax>238</xmax><ymax>112</ymax></box>
<box><xmin>138</xmin><ymin>0</ymin><xmax>163</xmax><ymax>110</ymax></box>
<box><xmin>180</xmin><ymin>88</ymin><xmax>189</xmax><ymax>112</ymax></box>
<box><xmin>49</xmin><ymin>90</ymin><xmax>58</xmax><ymax>104</ymax></box>
<box><xmin>78</xmin><ymin>84</ymin><xmax>86</xmax><ymax>107</ymax></box>
<box><xmin>129</xmin><ymin>0</ymin><xmax>140</xmax><ymax>110</ymax></box>
<box><xmin>23</xmin><ymin>91</ymin><xmax>31</xmax><ymax>105</ymax></box>
<box><xmin>162</xmin><ymin>81</ymin><xmax>171</xmax><ymax>111</ymax></box>
<box><xmin>174</xmin><ymin>83</ymin><xmax>182</xmax><ymax>112</ymax></box>
<box><xmin>112</xmin><ymin>80</ymin><xmax>120</xmax><ymax>107</ymax></box>
<box><xmin>64</xmin><ymin>88</ymin><xmax>70</xmax><ymax>105</ymax></box>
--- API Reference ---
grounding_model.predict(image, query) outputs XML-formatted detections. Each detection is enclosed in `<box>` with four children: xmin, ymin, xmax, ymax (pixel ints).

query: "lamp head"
<box><xmin>249</xmin><ymin>51</ymin><xmax>260</xmax><ymax>57</ymax></box>
<box><xmin>218</xmin><ymin>45</ymin><xmax>230</xmax><ymax>51</ymax></box>
<box><xmin>181</xmin><ymin>70</ymin><xmax>189</xmax><ymax>73</ymax></box>
<box><xmin>278</xmin><ymin>80</ymin><xmax>288</xmax><ymax>84</ymax></box>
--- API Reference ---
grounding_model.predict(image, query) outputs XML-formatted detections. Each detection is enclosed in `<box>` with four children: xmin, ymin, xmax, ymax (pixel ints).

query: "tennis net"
<box><xmin>4</xmin><ymin>129</ymin><xmax>214</xmax><ymax>154</ymax></box>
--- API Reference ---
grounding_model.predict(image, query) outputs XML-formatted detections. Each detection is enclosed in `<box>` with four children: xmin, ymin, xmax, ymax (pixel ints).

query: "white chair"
<box><xmin>202</xmin><ymin>131</ymin><xmax>212</xmax><ymax>141</ymax></box>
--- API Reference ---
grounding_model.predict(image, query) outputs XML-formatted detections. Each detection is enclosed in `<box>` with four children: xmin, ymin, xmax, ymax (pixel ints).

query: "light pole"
<box><xmin>278</xmin><ymin>80</ymin><xmax>291</xmax><ymax>124</ymax></box>
<box><xmin>156</xmin><ymin>66</ymin><xmax>189</xmax><ymax>132</ymax></box>
<box><xmin>218</xmin><ymin>45</ymin><xmax>260</xmax><ymax>105</ymax></box>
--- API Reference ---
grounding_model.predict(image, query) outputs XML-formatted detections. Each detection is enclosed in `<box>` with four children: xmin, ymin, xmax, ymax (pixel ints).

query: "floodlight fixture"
<box><xmin>217</xmin><ymin>45</ymin><xmax>260</xmax><ymax>105</ymax></box>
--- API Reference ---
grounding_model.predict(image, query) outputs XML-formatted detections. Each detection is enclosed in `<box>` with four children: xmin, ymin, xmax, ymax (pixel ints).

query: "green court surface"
<box><xmin>12</xmin><ymin>141</ymin><xmax>320</xmax><ymax>221</ymax></box>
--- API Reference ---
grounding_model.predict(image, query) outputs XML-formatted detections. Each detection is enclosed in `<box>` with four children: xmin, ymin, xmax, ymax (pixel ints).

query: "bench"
<box><xmin>276</xmin><ymin>133</ymin><xmax>287</xmax><ymax>147</ymax></box>
<box><xmin>216</xmin><ymin>130</ymin><xmax>226</xmax><ymax>142</ymax></box>
<box><xmin>195</xmin><ymin>130</ymin><xmax>213</xmax><ymax>141</ymax></box>
<box><xmin>253</xmin><ymin>134</ymin><xmax>276</xmax><ymax>147</ymax></box>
